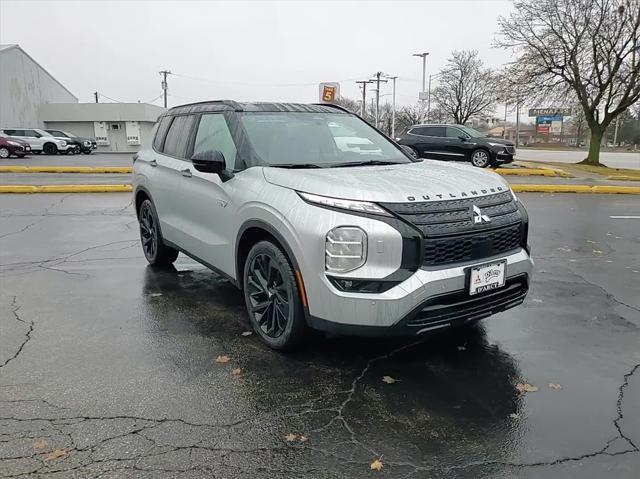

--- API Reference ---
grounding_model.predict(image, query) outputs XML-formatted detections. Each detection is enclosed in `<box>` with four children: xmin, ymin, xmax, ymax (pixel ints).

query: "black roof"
<box><xmin>163</xmin><ymin>101</ymin><xmax>349</xmax><ymax>117</ymax></box>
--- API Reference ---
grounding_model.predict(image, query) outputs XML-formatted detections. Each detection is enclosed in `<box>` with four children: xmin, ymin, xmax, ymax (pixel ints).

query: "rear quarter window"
<box><xmin>153</xmin><ymin>116</ymin><xmax>173</xmax><ymax>151</ymax></box>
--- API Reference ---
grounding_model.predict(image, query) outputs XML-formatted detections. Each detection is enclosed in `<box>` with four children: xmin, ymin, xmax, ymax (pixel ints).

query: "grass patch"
<box><xmin>542</xmin><ymin>161</ymin><xmax>640</xmax><ymax>179</ymax></box>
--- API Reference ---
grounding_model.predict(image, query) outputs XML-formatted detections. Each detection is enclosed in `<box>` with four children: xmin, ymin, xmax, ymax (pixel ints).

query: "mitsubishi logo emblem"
<box><xmin>472</xmin><ymin>205</ymin><xmax>491</xmax><ymax>224</ymax></box>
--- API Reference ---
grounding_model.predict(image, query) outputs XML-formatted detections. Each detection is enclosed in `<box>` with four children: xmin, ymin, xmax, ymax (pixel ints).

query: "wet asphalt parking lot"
<box><xmin>0</xmin><ymin>192</ymin><xmax>639</xmax><ymax>478</ymax></box>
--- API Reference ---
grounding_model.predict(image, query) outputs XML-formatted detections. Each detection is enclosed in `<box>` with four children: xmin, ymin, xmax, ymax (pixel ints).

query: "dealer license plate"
<box><xmin>469</xmin><ymin>260</ymin><xmax>506</xmax><ymax>296</ymax></box>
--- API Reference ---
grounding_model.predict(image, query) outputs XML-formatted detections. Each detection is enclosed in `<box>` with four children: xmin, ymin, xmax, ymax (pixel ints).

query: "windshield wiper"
<box><xmin>331</xmin><ymin>160</ymin><xmax>404</xmax><ymax>168</ymax></box>
<box><xmin>269</xmin><ymin>163</ymin><xmax>324</xmax><ymax>169</ymax></box>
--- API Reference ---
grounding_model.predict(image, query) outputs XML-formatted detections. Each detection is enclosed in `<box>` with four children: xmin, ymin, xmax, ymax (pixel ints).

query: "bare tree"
<box><xmin>497</xmin><ymin>0</ymin><xmax>640</xmax><ymax>165</ymax></box>
<box><xmin>394</xmin><ymin>103</ymin><xmax>428</xmax><ymax>134</ymax></box>
<box><xmin>431</xmin><ymin>50</ymin><xmax>496</xmax><ymax>124</ymax></box>
<box><xmin>334</xmin><ymin>96</ymin><xmax>360</xmax><ymax>114</ymax></box>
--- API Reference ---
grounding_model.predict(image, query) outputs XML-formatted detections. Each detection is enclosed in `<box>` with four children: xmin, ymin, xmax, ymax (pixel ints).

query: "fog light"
<box><xmin>325</xmin><ymin>227</ymin><xmax>367</xmax><ymax>273</ymax></box>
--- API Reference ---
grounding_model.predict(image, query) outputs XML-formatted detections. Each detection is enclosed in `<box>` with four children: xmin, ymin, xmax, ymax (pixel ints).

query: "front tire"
<box><xmin>470</xmin><ymin>149</ymin><xmax>491</xmax><ymax>168</ymax></box>
<box><xmin>0</xmin><ymin>147</ymin><xmax>9</xmax><ymax>159</ymax></box>
<box><xmin>243</xmin><ymin>241</ymin><xmax>308</xmax><ymax>350</ymax></box>
<box><xmin>138</xmin><ymin>199</ymin><xmax>179</xmax><ymax>266</ymax></box>
<box><xmin>43</xmin><ymin>143</ymin><xmax>58</xmax><ymax>155</ymax></box>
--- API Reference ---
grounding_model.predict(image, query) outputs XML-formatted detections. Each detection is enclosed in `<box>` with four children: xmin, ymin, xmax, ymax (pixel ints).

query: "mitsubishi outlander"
<box><xmin>133</xmin><ymin>101</ymin><xmax>532</xmax><ymax>349</ymax></box>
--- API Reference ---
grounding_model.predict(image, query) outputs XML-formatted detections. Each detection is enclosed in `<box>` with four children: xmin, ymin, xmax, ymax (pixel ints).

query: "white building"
<box><xmin>41</xmin><ymin>102</ymin><xmax>166</xmax><ymax>153</ymax></box>
<box><xmin>0</xmin><ymin>44</ymin><xmax>77</xmax><ymax>127</ymax></box>
<box><xmin>1</xmin><ymin>44</ymin><xmax>165</xmax><ymax>152</ymax></box>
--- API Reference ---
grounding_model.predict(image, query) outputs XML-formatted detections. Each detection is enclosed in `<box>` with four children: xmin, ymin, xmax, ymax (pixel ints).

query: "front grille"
<box><xmin>406</xmin><ymin>276</ymin><xmax>528</xmax><ymax>329</ymax></box>
<box><xmin>423</xmin><ymin>223</ymin><xmax>522</xmax><ymax>265</ymax></box>
<box><xmin>380</xmin><ymin>191</ymin><xmax>525</xmax><ymax>267</ymax></box>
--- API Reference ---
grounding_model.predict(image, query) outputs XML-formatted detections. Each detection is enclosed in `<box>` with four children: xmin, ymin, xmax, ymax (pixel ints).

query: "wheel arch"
<box><xmin>235</xmin><ymin>220</ymin><xmax>302</xmax><ymax>291</ymax></box>
<box><xmin>134</xmin><ymin>186</ymin><xmax>153</xmax><ymax>218</ymax></box>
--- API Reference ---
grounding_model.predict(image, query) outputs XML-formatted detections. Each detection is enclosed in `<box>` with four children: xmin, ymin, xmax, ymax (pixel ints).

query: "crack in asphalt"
<box><xmin>567</xmin><ymin>267</ymin><xmax>640</xmax><ymax>314</ymax></box>
<box><xmin>0</xmin><ymin>297</ymin><xmax>34</xmax><ymax>371</ymax></box>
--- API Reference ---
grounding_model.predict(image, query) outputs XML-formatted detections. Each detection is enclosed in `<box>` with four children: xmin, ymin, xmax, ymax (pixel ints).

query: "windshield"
<box><xmin>238</xmin><ymin>112</ymin><xmax>410</xmax><ymax>167</ymax></box>
<box><xmin>457</xmin><ymin>125</ymin><xmax>486</xmax><ymax>138</ymax></box>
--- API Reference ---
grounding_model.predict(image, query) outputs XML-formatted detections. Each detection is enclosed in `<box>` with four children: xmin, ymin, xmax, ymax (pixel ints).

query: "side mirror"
<box><xmin>191</xmin><ymin>150</ymin><xmax>226</xmax><ymax>174</ymax></box>
<box><xmin>399</xmin><ymin>145</ymin><xmax>418</xmax><ymax>158</ymax></box>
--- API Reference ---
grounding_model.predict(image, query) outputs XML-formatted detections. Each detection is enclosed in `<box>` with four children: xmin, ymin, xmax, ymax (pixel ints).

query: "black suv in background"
<box><xmin>44</xmin><ymin>129</ymin><xmax>98</xmax><ymax>155</ymax></box>
<box><xmin>396</xmin><ymin>124</ymin><xmax>515</xmax><ymax>168</ymax></box>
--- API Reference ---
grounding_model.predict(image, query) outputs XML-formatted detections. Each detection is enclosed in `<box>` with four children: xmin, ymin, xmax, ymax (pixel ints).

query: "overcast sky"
<box><xmin>1</xmin><ymin>0</ymin><xmax>515</xmax><ymax>110</ymax></box>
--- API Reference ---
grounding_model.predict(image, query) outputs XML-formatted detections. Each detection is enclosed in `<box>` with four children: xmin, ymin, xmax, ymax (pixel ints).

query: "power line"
<box><xmin>171</xmin><ymin>72</ymin><xmax>363</xmax><ymax>88</ymax></box>
<box><xmin>96</xmin><ymin>92</ymin><xmax>125</xmax><ymax>103</ymax></box>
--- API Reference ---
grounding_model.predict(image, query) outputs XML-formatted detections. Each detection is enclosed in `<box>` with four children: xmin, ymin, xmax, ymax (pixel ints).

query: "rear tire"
<box><xmin>43</xmin><ymin>143</ymin><xmax>58</xmax><ymax>155</ymax></box>
<box><xmin>409</xmin><ymin>147</ymin><xmax>420</xmax><ymax>159</ymax></box>
<box><xmin>243</xmin><ymin>240</ymin><xmax>309</xmax><ymax>350</ymax></box>
<box><xmin>138</xmin><ymin>199</ymin><xmax>179</xmax><ymax>266</ymax></box>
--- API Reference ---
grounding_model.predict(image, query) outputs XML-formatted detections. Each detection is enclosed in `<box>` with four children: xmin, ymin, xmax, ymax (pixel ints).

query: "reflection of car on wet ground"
<box><xmin>133</xmin><ymin>100</ymin><xmax>532</xmax><ymax>350</ymax></box>
<box><xmin>0</xmin><ymin>134</ymin><xmax>31</xmax><ymax>158</ymax></box>
<box><xmin>396</xmin><ymin>124</ymin><xmax>516</xmax><ymax>167</ymax></box>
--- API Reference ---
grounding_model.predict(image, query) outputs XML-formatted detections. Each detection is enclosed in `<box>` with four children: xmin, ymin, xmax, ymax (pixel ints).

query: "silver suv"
<box><xmin>133</xmin><ymin>101</ymin><xmax>533</xmax><ymax>349</ymax></box>
<box><xmin>0</xmin><ymin>128</ymin><xmax>74</xmax><ymax>155</ymax></box>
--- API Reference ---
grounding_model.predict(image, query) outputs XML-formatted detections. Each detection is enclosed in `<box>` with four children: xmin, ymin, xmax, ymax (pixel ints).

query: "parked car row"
<box><xmin>0</xmin><ymin>128</ymin><xmax>97</xmax><ymax>157</ymax></box>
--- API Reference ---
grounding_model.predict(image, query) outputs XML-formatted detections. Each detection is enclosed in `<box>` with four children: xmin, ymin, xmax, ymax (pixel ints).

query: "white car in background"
<box><xmin>0</xmin><ymin>128</ymin><xmax>74</xmax><ymax>155</ymax></box>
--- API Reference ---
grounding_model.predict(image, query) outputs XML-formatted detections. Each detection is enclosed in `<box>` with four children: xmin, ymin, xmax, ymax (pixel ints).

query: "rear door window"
<box><xmin>153</xmin><ymin>116</ymin><xmax>173</xmax><ymax>151</ymax></box>
<box><xmin>411</xmin><ymin>126</ymin><xmax>445</xmax><ymax>137</ymax></box>
<box><xmin>446</xmin><ymin>127</ymin><xmax>466</xmax><ymax>138</ymax></box>
<box><xmin>162</xmin><ymin>115</ymin><xmax>196</xmax><ymax>158</ymax></box>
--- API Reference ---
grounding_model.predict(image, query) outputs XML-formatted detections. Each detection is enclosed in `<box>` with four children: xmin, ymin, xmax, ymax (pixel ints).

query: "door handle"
<box><xmin>149</xmin><ymin>159</ymin><xmax>157</xmax><ymax>167</ymax></box>
<box><xmin>181</xmin><ymin>168</ymin><xmax>192</xmax><ymax>178</ymax></box>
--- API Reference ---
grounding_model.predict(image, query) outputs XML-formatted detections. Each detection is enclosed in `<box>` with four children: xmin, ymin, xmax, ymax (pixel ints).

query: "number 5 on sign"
<box><xmin>319</xmin><ymin>82</ymin><xmax>340</xmax><ymax>103</ymax></box>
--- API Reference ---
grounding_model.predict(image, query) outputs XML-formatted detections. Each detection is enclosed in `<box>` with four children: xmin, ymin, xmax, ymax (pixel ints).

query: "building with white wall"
<box><xmin>41</xmin><ymin>102</ymin><xmax>166</xmax><ymax>152</ymax></box>
<box><xmin>1</xmin><ymin>44</ymin><xmax>165</xmax><ymax>152</ymax></box>
<box><xmin>0</xmin><ymin>44</ymin><xmax>78</xmax><ymax>127</ymax></box>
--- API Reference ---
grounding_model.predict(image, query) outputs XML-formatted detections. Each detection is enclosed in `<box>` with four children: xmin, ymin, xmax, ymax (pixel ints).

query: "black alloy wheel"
<box><xmin>139</xmin><ymin>201</ymin><xmax>157</xmax><ymax>261</ymax></box>
<box><xmin>138</xmin><ymin>199</ymin><xmax>179</xmax><ymax>266</ymax></box>
<box><xmin>246</xmin><ymin>253</ymin><xmax>292</xmax><ymax>338</ymax></box>
<box><xmin>43</xmin><ymin>143</ymin><xmax>58</xmax><ymax>155</ymax></box>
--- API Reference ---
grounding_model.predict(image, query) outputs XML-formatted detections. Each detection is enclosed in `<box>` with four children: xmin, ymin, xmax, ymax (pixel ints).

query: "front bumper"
<box><xmin>306</xmin><ymin>248</ymin><xmax>533</xmax><ymax>336</ymax></box>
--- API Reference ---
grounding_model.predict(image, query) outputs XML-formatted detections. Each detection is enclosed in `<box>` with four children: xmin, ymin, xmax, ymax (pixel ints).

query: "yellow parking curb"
<box><xmin>0</xmin><ymin>184</ymin><xmax>132</xmax><ymax>193</ymax></box>
<box><xmin>607</xmin><ymin>175</ymin><xmax>640</xmax><ymax>182</ymax></box>
<box><xmin>511</xmin><ymin>184</ymin><xmax>640</xmax><ymax>194</ymax></box>
<box><xmin>495</xmin><ymin>166</ymin><xmax>572</xmax><ymax>177</ymax></box>
<box><xmin>0</xmin><ymin>166</ymin><xmax>132</xmax><ymax>174</ymax></box>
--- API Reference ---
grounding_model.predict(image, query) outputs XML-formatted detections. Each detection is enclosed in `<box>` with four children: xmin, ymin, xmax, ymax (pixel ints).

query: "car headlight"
<box><xmin>298</xmin><ymin>191</ymin><xmax>391</xmax><ymax>216</ymax></box>
<box><xmin>7</xmin><ymin>141</ymin><xmax>21</xmax><ymax>146</ymax></box>
<box><xmin>84</xmin><ymin>141</ymin><xmax>91</xmax><ymax>146</ymax></box>
<box><xmin>325</xmin><ymin>227</ymin><xmax>367</xmax><ymax>273</ymax></box>
<box><xmin>59</xmin><ymin>140</ymin><xmax>67</xmax><ymax>146</ymax></box>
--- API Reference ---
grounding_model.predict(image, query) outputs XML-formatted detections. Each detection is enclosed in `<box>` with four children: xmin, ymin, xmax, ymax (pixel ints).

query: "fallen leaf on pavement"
<box><xmin>516</xmin><ymin>383</ymin><xmax>538</xmax><ymax>393</ymax></box>
<box><xmin>299</xmin><ymin>435</ymin><xmax>308</xmax><ymax>442</ymax></box>
<box><xmin>33</xmin><ymin>439</ymin><xmax>47</xmax><ymax>449</ymax></box>
<box><xmin>593</xmin><ymin>250</ymin><xmax>603</xmax><ymax>255</ymax></box>
<box><xmin>285</xmin><ymin>433</ymin><xmax>297</xmax><ymax>442</ymax></box>
<box><xmin>215</xmin><ymin>355</ymin><xmax>230</xmax><ymax>364</ymax></box>
<box><xmin>382</xmin><ymin>376</ymin><xmax>398</xmax><ymax>384</ymax></box>
<box><xmin>370</xmin><ymin>458</ymin><xmax>384</xmax><ymax>471</ymax></box>
<box><xmin>586</xmin><ymin>240</ymin><xmax>596</xmax><ymax>244</ymax></box>
<box><xmin>44</xmin><ymin>449</ymin><xmax>68</xmax><ymax>461</ymax></box>
<box><xmin>549</xmin><ymin>383</ymin><xmax>562</xmax><ymax>390</ymax></box>
<box><xmin>231</xmin><ymin>368</ymin><xmax>242</xmax><ymax>378</ymax></box>
<box><xmin>241</xmin><ymin>331</ymin><xmax>253</xmax><ymax>337</ymax></box>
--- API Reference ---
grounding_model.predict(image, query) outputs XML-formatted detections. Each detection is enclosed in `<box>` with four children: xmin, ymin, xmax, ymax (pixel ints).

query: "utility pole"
<box><xmin>515</xmin><ymin>93</ymin><xmax>520</xmax><ymax>148</ymax></box>
<box><xmin>503</xmin><ymin>102</ymin><xmax>508</xmax><ymax>138</ymax></box>
<box><xmin>412</xmin><ymin>52</ymin><xmax>429</xmax><ymax>100</ymax></box>
<box><xmin>94</xmin><ymin>92</ymin><xmax>99</xmax><ymax>103</ymax></box>
<box><xmin>159</xmin><ymin>70</ymin><xmax>171</xmax><ymax>108</ymax></box>
<box><xmin>355</xmin><ymin>80</ymin><xmax>373</xmax><ymax>117</ymax></box>
<box><xmin>370</xmin><ymin>72</ymin><xmax>388</xmax><ymax>128</ymax></box>
<box><xmin>388</xmin><ymin>76</ymin><xmax>398</xmax><ymax>138</ymax></box>
<box><xmin>427</xmin><ymin>74</ymin><xmax>433</xmax><ymax>122</ymax></box>
<box><xmin>613</xmin><ymin>115</ymin><xmax>620</xmax><ymax>146</ymax></box>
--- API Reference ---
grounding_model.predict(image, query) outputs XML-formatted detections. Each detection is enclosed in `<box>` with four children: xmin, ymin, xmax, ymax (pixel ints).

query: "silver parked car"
<box><xmin>0</xmin><ymin>128</ymin><xmax>74</xmax><ymax>155</ymax></box>
<box><xmin>133</xmin><ymin>101</ymin><xmax>533</xmax><ymax>349</ymax></box>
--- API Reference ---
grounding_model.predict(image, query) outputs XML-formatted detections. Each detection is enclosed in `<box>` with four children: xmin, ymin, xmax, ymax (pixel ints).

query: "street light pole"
<box><xmin>412</xmin><ymin>52</ymin><xmax>429</xmax><ymax>100</ymax></box>
<box><xmin>355</xmin><ymin>80</ymin><xmax>373</xmax><ymax>118</ymax></box>
<box><xmin>427</xmin><ymin>74</ymin><xmax>433</xmax><ymax>122</ymax></box>
<box><xmin>388</xmin><ymin>76</ymin><xmax>398</xmax><ymax>138</ymax></box>
<box><xmin>370</xmin><ymin>72</ymin><xmax>387</xmax><ymax>128</ymax></box>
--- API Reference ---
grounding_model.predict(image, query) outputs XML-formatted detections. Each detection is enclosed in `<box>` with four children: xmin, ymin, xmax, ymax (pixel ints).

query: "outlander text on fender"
<box><xmin>133</xmin><ymin>101</ymin><xmax>533</xmax><ymax>350</ymax></box>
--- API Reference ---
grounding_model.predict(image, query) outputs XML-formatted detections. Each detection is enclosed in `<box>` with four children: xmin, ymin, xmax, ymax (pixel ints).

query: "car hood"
<box><xmin>262</xmin><ymin>160</ymin><xmax>510</xmax><ymax>203</ymax></box>
<box><xmin>482</xmin><ymin>137</ymin><xmax>514</xmax><ymax>146</ymax></box>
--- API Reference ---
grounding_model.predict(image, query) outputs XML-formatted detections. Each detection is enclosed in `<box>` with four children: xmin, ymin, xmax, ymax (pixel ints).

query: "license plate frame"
<box><xmin>467</xmin><ymin>260</ymin><xmax>507</xmax><ymax>296</ymax></box>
